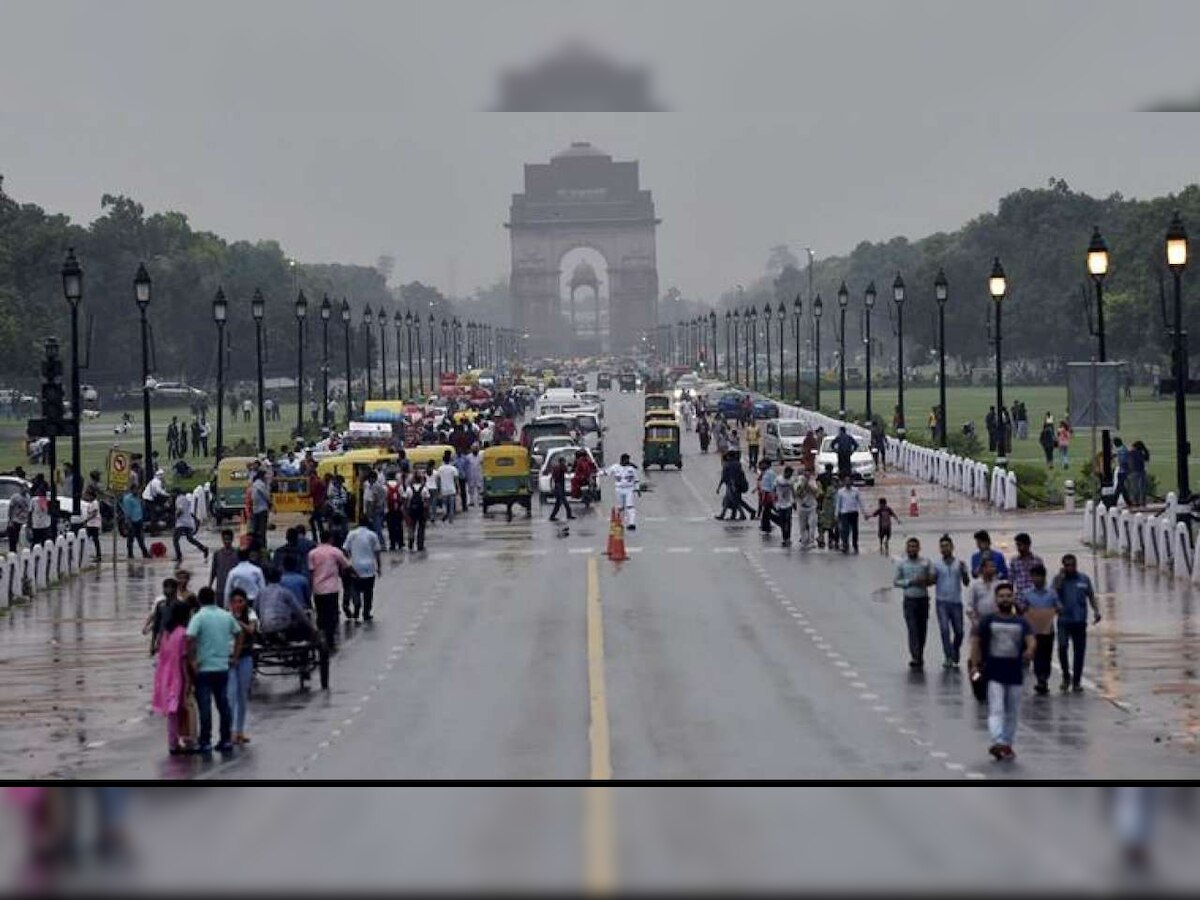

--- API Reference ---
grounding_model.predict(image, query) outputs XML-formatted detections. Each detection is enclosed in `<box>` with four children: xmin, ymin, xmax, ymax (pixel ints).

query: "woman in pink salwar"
<box><xmin>152</xmin><ymin>603</ymin><xmax>191</xmax><ymax>754</ymax></box>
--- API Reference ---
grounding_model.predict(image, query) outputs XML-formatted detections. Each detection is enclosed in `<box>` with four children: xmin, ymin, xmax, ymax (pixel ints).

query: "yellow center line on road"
<box><xmin>584</xmin><ymin>555</ymin><xmax>616</xmax><ymax>893</ymax></box>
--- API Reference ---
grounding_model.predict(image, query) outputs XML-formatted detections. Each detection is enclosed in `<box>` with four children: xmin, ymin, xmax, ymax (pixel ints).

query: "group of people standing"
<box><xmin>164</xmin><ymin>416</ymin><xmax>210</xmax><ymax>460</ymax></box>
<box><xmin>892</xmin><ymin>529</ymin><xmax>1101</xmax><ymax>761</ymax></box>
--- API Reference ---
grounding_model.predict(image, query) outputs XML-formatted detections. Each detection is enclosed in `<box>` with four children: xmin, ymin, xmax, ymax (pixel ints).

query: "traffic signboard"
<box><xmin>106</xmin><ymin>448</ymin><xmax>132</xmax><ymax>494</ymax></box>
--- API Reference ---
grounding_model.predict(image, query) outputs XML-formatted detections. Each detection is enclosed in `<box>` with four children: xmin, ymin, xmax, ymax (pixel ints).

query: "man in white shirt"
<box><xmin>834</xmin><ymin>477</ymin><xmax>864</xmax><ymax>554</ymax></box>
<box><xmin>342</xmin><ymin>520</ymin><xmax>382</xmax><ymax>621</ymax></box>
<box><xmin>435</xmin><ymin>450</ymin><xmax>460</xmax><ymax>523</ymax></box>
<box><xmin>224</xmin><ymin>548</ymin><xmax>267</xmax><ymax>608</ymax></box>
<box><xmin>142</xmin><ymin>468</ymin><xmax>168</xmax><ymax>504</ymax></box>
<box><xmin>604</xmin><ymin>453</ymin><xmax>641</xmax><ymax>531</ymax></box>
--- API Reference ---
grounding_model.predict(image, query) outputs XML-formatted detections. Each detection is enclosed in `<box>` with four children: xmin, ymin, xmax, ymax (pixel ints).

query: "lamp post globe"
<box><xmin>362</xmin><ymin>304</ymin><xmax>375</xmax><ymax>400</ymax></box>
<box><xmin>319</xmin><ymin>295</ymin><xmax>332</xmax><ymax>428</ymax></box>
<box><xmin>763</xmin><ymin>303</ymin><xmax>773</xmax><ymax>394</ymax></box>
<box><xmin>1086</xmin><ymin>228</ymin><xmax>1114</xmax><ymax>494</ymax></box>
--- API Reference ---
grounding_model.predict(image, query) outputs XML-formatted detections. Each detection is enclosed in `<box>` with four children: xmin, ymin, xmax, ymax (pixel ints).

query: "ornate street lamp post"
<box><xmin>837</xmin><ymin>282</ymin><xmax>848</xmax><ymax>418</ymax></box>
<box><xmin>378</xmin><ymin>305</ymin><xmax>389</xmax><ymax>400</ymax></box>
<box><xmin>792</xmin><ymin>296</ymin><xmax>801</xmax><ymax>404</ymax></box>
<box><xmin>934</xmin><ymin>270</ymin><xmax>948</xmax><ymax>448</ymax></box>
<box><xmin>863</xmin><ymin>281</ymin><xmax>876</xmax><ymax>422</ymax></box>
<box><xmin>60</xmin><ymin>249</ymin><xmax>83</xmax><ymax>517</ymax></box>
<box><xmin>777</xmin><ymin>301</ymin><xmax>786</xmax><ymax>398</ymax></box>
<box><xmin>394</xmin><ymin>310</ymin><xmax>404</xmax><ymax>399</ymax></box>
<box><xmin>812</xmin><ymin>295</ymin><xmax>823</xmax><ymax>412</ymax></box>
<box><xmin>724</xmin><ymin>311</ymin><xmax>732</xmax><ymax>382</ymax></box>
<box><xmin>213</xmin><ymin>288</ymin><xmax>228</xmax><ymax>463</ymax></box>
<box><xmin>988</xmin><ymin>258</ymin><xmax>1008</xmax><ymax>466</ymax></box>
<box><xmin>405</xmin><ymin>311</ymin><xmax>416</xmax><ymax>399</ymax></box>
<box><xmin>1087</xmin><ymin>227</ymin><xmax>1113</xmax><ymax>495</ymax></box>
<box><xmin>733</xmin><ymin>310</ymin><xmax>741</xmax><ymax>387</ymax></box>
<box><xmin>1167</xmin><ymin>213</ymin><xmax>1190</xmax><ymax>499</ymax></box>
<box><xmin>427</xmin><ymin>314</ymin><xmax>436</xmax><ymax>394</ymax></box>
<box><xmin>892</xmin><ymin>272</ymin><xmax>906</xmax><ymax>437</ymax></box>
<box><xmin>320</xmin><ymin>296</ymin><xmax>332</xmax><ymax>429</ymax></box>
<box><xmin>134</xmin><ymin>263</ymin><xmax>154</xmax><ymax>470</ymax></box>
<box><xmin>341</xmin><ymin>299</ymin><xmax>353</xmax><ymax>422</ymax></box>
<box><xmin>763</xmin><ymin>304</ymin><xmax>773</xmax><ymax>394</ymax></box>
<box><xmin>363</xmin><ymin>305</ymin><xmax>375</xmax><ymax>401</ymax></box>
<box><xmin>251</xmin><ymin>288</ymin><xmax>266</xmax><ymax>452</ymax></box>
<box><xmin>295</xmin><ymin>290</ymin><xmax>308</xmax><ymax>433</ymax></box>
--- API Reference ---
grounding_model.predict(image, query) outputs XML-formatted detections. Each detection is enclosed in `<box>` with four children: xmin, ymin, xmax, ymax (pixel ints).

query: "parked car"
<box><xmin>0</xmin><ymin>475</ymin><xmax>113</xmax><ymax>533</ymax></box>
<box><xmin>150</xmin><ymin>381</ymin><xmax>207</xmax><ymax>399</ymax></box>
<box><xmin>716</xmin><ymin>390</ymin><xmax>749</xmax><ymax>418</ymax></box>
<box><xmin>762</xmin><ymin>419</ymin><xmax>809</xmax><ymax>462</ymax></box>
<box><xmin>673</xmin><ymin>373</ymin><xmax>701</xmax><ymax>401</ymax></box>
<box><xmin>815</xmin><ymin>434</ymin><xmax>876</xmax><ymax>485</ymax></box>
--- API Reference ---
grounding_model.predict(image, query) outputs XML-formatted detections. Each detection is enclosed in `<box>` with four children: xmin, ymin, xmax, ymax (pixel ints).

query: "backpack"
<box><xmin>735</xmin><ymin>468</ymin><xmax>749</xmax><ymax>494</ymax></box>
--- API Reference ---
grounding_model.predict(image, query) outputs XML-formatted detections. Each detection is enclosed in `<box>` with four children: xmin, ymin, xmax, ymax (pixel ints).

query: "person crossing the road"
<box><xmin>745</xmin><ymin>420</ymin><xmax>761</xmax><ymax>468</ymax></box>
<box><xmin>932</xmin><ymin>534</ymin><xmax>970</xmax><ymax>669</ymax></box>
<box><xmin>547</xmin><ymin>454</ymin><xmax>576</xmax><ymax>522</ymax></box>
<box><xmin>604</xmin><ymin>453</ymin><xmax>641</xmax><ymax>532</ymax></box>
<box><xmin>794</xmin><ymin>469</ymin><xmax>819</xmax><ymax>548</ymax></box>
<box><xmin>834</xmin><ymin>476</ymin><xmax>864</xmax><ymax>554</ymax></box>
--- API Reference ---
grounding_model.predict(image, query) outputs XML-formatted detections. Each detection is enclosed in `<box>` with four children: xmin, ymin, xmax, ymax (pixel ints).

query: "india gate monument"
<box><xmin>507</xmin><ymin>142</ymin><xmax>660</xmax><ymax>355</ymax></box>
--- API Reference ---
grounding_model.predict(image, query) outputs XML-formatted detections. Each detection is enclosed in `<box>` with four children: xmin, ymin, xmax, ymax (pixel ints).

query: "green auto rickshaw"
<box><xmin>643</xmin><ymin>420</ymin><xmax>682</xmax><ymax>470</ymax></box>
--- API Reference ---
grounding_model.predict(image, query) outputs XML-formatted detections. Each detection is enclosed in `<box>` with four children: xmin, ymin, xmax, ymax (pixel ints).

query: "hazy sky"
<box><xmin>3</xmin><ymin>0</ymin><xmax>1200</xmax><ymax>300</ymax></box>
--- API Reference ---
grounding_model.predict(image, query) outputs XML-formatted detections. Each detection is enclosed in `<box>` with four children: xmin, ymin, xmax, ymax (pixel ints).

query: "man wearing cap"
<box><xmin>603</xmin><ymin>453</ymin><xmax>641</xmax><ymax>531</ymax></box>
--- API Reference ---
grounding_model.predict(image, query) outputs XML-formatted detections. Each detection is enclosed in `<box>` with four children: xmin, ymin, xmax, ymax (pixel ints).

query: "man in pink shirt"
<box><xmin>308</xmin><ymin>531</ymin><xmax>350</xmax><ymax>650</ymax></box>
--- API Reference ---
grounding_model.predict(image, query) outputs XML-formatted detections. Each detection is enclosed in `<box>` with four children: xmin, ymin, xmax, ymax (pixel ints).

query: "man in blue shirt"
<box><xmin>279</xmin><ymin>553</ymin><xmax>311</xmax><ymax>610</ymax></box>
<box><xmin>970</xmin><ymin>529</ymin><xmax>1009</xmax><ymax>579</ymax></box>
<box><xmin>120</xmin><ymin>486</ymin><xmax>151</xmax><ymax>559</ymax></box>
<box><xmin>1023</xmin><ymin>563</ymin><xmax>1059</xmax><ymax>694</ymax></box>
<box><xmin>186</xmin><ymin>587</ymin><xmax>243</xmax><ymax>753</ymax></box>
<box><xmin>1052</xmin><ymin>553</ymin><xmax>1101</xmax><ymax>692</ymax></box>
<box><xmin>932</xmin><ymin>534</ymin><xmax>970</xmax><ymax>669</ymax></box>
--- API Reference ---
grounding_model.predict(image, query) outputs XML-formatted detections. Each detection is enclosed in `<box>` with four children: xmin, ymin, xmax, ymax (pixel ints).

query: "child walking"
<box><xmin>867</xmin><ymin>497</ymin><xmax>903</xmax><ymax>554</ymax></box>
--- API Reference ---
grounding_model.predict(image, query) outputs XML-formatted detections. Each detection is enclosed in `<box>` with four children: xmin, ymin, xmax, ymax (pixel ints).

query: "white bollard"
<box><xmin>1005</xmin><ymin>471</ymin><xmax>1018</xmax><ymax>510</ymax></box>
<box><xmin>1159</xmin><ymin>517</ymin><xmax>1176</xmax><ymax>574</ymax></box>
<box><xmin>1106</xmin><ymin>506</ymin><xmax>1122</xmax><ymax>554</ymax></box>
<box><xmin>1133</xmin><ymin>513</ymin><xmax>1147</xmax><ymax>562</ymax></box>
<box><xmin>31</xmin><ymin>545</ymin><xmax>45</xmax><ymax>591</ymax></box>
<box><xmin>0</xmin><ymin>558</ymin><xmax>9</xmax><ymax>609</ymax></box>
<box><xmin>1175</xmin><ymin>523</ymin><xmax>1193</xmax><ymax>580</ymax></box>
<box><xmin>1118</xmin><ymin>510</ymin><xmax>1132</xmax><ymax>556</ymax></box>
<box><xmin>1082</xmin><ymin>500</ymin><xmax>1095</xmax><ymax>545</ymax></box>
<box><xmin>1190</xmin><ymin>528</ymin><xmax>1200</xmax><ymax>583</ymax></box>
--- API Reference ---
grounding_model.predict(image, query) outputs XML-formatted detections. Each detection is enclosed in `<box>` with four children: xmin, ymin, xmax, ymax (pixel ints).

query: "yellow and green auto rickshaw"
<box><xmin>316</xmin><ymin>448</ymin><xmax>398</xmax><ymax>521</ymax></box>
<box><xmin>643</xmin><ymin>392</ymin><xmax>673</xmax><ymax>421</ymax></box>
<box><xmin>212</xmin><ymin>456</ymin><xmax>258</xmax><ymax>523</ymax></box>
<box><xmin>404</xmin><ymin>443</ymin><xmax>455</xmax><ymax>477</ymax></box>
<box><xmin>480</xmin><ymin>444</ymin><xmax>532</xmax><ymax>521</ymax></box>
<box><xmin>643</xmin><ymin>419</ymin><xmax>682</xmax><ymax>470</ymax></box>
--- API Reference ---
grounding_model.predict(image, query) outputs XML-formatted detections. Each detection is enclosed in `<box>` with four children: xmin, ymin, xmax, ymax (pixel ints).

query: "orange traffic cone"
<box><xmin>909</xmin><ymin>488</ymin><xmax>920</xmax><ymax>518</ymax></box>
<box><xmin>606</xmin><ymin>506</ymin><xmax>629</xmax><ymax>561</ymax></box>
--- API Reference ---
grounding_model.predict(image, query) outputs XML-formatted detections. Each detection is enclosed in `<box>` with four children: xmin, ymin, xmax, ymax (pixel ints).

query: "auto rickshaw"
<box><xmin>316</xmin><ymin>448</ymin><xmax>398</xmax><ymax>521</ymax></box>
<box><xmin>643</xmin><ymin>392</ymin><xmax>673</xmax><ymax>420</ymax></box>
<box><xmin>212</xmin><ymin>456</ymin><xmax>258</xmax><ymax>522</ymax></box>
<box><xmin>480</xmin><ymin>444</ymin><xmax>532</xmax><ymax>521</ymax></box>
<box><xmin>403</xmin><ymin>443</ymin><xmax>456</xmax><ymax>477</ymax></box>
<box><xmin>643</xmin><ymin>420</ymin><xmax>682</xmax><ymax>470</ymax></box>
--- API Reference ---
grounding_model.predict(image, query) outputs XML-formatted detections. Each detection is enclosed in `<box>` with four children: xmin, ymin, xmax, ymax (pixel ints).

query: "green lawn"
<box><xmin>0</xmin><ymin>400</ymin><xmax>310</xmax><ymax>488</ymax></box>
<box><xmin>808</xmin><ymin>384</ymin><xmax>1195</xmax><ymax>496</ymax></box>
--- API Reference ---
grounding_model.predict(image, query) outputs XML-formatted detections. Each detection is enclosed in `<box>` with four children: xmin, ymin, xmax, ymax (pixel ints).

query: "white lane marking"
<box><xmin>965</xmin><ymin>772</ymin><xmax>987</xmax><ymax>780</ymax></box>
<box><xmin>665</xmin><ymin>547</ymin><xmax>693</xmax><ymax>554</ymax></box>
<box><xmin>569</xmin><ymin>547</ymin><xmax>595</xmax><ymax>555</ymax></box>
<box><xmin>85</xmin><ymin>740</ymin><xmax>107</xmax><ymax>750</ymax></box>
<box><xmin>930</xmin><ymin>751</ymin><xmax>949</xmax><ymax>759</ymax></box>
<box><xmin>713</xmin><ymin>547</ymin><xmax>739</xmax><ymax>554</ymax></box>
<box><xmin>850</xmin><ymin>681</ymin><xmax>868</xmax><ymax>689</ymax></box>
<box><xmin>944</xmin><ymin>762</ymin><xmax>965</xmax><ymax>771</ymax></box>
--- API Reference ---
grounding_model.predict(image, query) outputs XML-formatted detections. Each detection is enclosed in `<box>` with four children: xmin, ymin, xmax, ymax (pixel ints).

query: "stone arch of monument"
<box><xmin>507</xmin><ymin>142</ymin><xmax>660</xmax><ymax>356</ymax></box>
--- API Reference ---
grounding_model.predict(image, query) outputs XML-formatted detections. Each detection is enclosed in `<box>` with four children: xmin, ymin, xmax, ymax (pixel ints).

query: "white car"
<box><xmin>577</xmin><ymin>392</ymin><xmax>605</xmax><ymax>418</ymax></box>
<box><xmin>537</xmin><ymin>446</ymin><xmax>600</xmax><ymax>503</ymax></box>
<box><xmin>816</xmin><ymin>434</ymin><xmax>876</xmax><ymax>485</ymax></box>
<box><xmin>0</xmin><ymin>475</ymin><xmax>90</xmax><ymax>532</ymax></box>
<box><xmin>762</xmin><ymin>419</ymin><xmax>811</xmax><ymax>462</ymax></box>
<box><xmin>151</xmin><ymin>381</ymin><xmax>207</xmax><ymax>399</ymax></box>
<box><xmin>530</xmin><ymin>435</ymin><xmax>576</xmax><ymax>473</ymax></box>
<box><xmin>674</xmin><ymin>373</ymin><xmax>702</xmax><ymax>400</ymax></box>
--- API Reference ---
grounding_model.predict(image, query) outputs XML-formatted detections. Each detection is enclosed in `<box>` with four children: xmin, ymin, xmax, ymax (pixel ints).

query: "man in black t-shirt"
<box><xmin>970</xmin><ymin>582</ymin><xmax>1034</xmax><ymax>761</ymax></box>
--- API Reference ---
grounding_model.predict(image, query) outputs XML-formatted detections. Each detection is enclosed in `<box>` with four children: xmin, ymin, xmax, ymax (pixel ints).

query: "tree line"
<box><xmin>719</xmin><ymin>179</ymin><xmax>1200</xmax><ymax>373</ymax></box>
<box><xmin>0</xmin><ymin>183</ymin><xmax>494</xmax><ymax>390</ymax></box>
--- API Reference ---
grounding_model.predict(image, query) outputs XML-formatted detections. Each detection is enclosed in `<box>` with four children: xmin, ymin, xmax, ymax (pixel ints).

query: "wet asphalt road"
<box><xmin>3</xmin><ymin>387</ymin><xmax>1200</xmax><ymax>888</ymax></box>
<box><xmin>14</xmin><ymin>385</ymin><xmax>1186</xmax><ymax>783</ymax></box>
